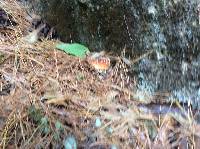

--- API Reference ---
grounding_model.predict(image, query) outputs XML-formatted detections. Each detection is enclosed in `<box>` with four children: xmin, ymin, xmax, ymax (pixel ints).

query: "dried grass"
<box><xmin>0</xmin><ymin>0</ymin><xmax>200</xmax><ymax>148</ymax></box>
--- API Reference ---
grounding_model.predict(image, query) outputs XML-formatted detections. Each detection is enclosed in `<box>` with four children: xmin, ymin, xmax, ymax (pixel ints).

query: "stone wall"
<box><xmin>23</xmin><ymin>0</ymin><xmax>200</xmax><ymax>58</ymax></box>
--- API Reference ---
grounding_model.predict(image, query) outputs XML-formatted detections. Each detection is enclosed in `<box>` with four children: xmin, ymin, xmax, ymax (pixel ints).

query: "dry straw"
<box><xmin>0</xmin><ymin>0</ymin><xmax>200</xmax><ymax>148</ymax></box>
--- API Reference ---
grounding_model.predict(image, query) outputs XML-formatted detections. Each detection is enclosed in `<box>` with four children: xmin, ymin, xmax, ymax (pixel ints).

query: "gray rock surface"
<box><xmin>134</xmin><ymin>54</ymin><xmax>200</xmax><ymax>108</ymax></box>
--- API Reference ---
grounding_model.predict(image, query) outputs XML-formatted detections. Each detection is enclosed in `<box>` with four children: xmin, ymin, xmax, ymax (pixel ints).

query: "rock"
<box><xmin>63</xmin><ymin>136</ymin><xmax>77</xmax><ymax>149</ymax></box>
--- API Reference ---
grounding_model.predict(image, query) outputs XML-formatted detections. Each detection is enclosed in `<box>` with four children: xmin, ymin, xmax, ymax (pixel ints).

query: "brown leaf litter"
<box><xmin>0</xmin><ymin>0</ymin><xmax>200</xmax><ymax>148</ymax></box>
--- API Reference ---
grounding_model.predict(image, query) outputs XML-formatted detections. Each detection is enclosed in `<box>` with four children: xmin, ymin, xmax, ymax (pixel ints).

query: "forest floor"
<box><xmin>0</xmin><ymin>0</ymin><xmax>200</xmax><ymax>148</ymax></box>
